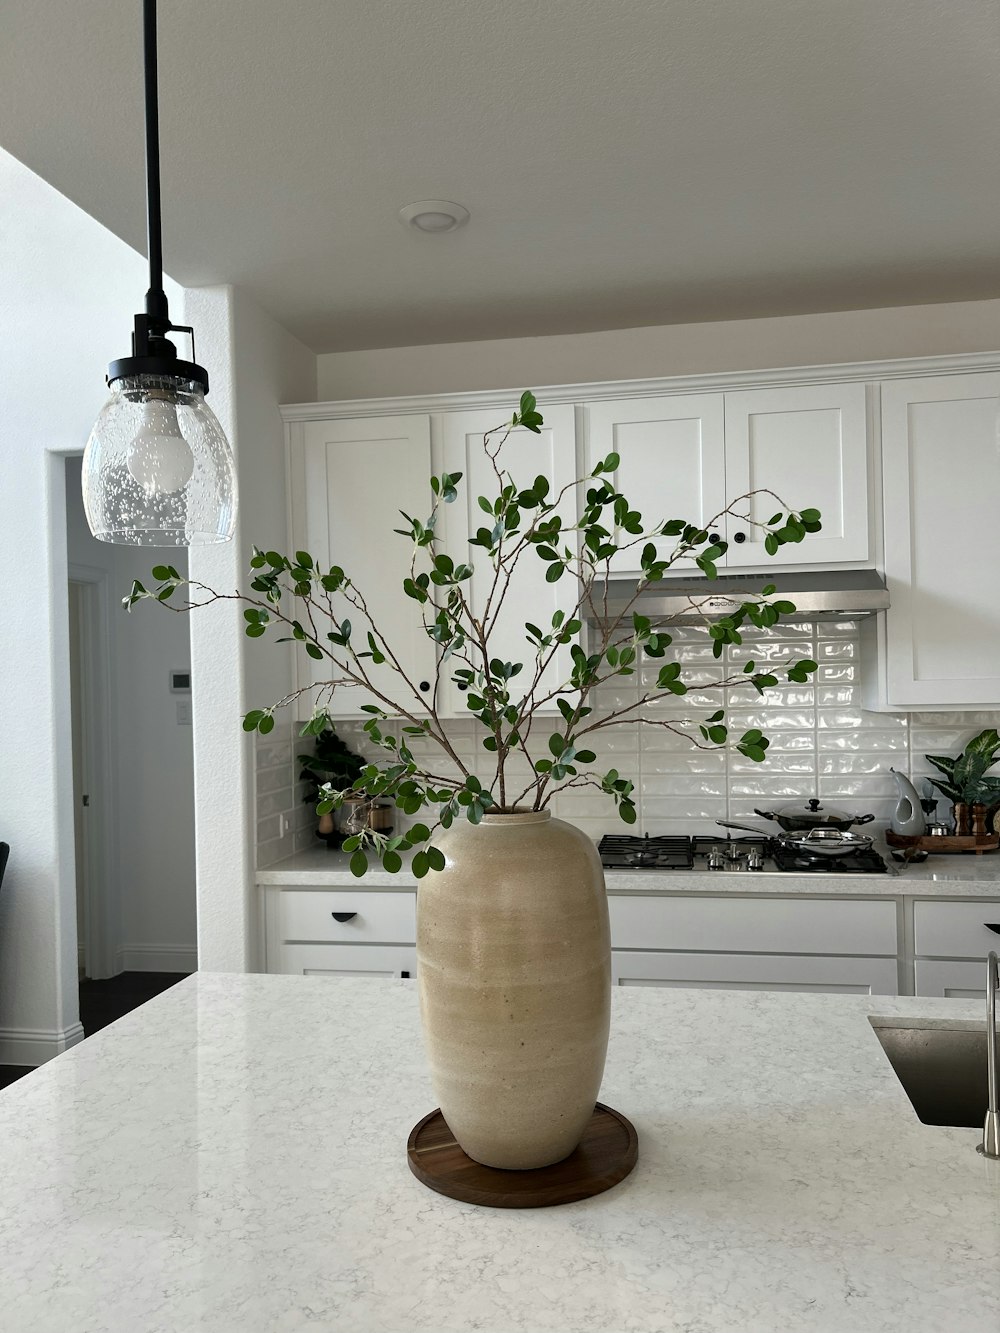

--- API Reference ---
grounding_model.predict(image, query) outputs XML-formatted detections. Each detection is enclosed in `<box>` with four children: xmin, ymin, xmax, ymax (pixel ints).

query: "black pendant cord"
<box><xmin>106</xmin><ymin>0</ymin><xmax>208</xmax><ymax>389</ymax></box>
<box><xmin>143</xmin><ymin>0</ymin><xmax>167</xmax><ymax>320</ymax></box>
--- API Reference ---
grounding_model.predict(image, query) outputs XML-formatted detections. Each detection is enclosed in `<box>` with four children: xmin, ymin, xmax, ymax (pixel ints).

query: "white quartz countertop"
<box><xmin>258</xmin><ymin>841</ymin><xmax>1000</xmax><ymax>896</ymax></box>
<box><xmin>1</xmin><ymin>973</ymin><xmax>997</xmax><ymax>1332</ymax></box>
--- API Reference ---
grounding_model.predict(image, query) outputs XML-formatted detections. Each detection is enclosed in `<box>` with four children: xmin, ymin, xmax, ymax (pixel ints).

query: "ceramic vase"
<box><xmin>416</xmin><ymin>809</ymin><xmax>611</xmax><ymax>1170</ymax></box>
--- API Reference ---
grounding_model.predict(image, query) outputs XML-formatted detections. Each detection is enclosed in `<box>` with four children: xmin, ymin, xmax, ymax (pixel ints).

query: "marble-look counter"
<box><xmin>1</xmin><ymin>973</ymin><xmax>997</xmax><ymax>1332</ymax></box>
<box><xmin>258</xmin><ymin>841</ymin><xmax>1000</xmax><ymax>897</ymax></box>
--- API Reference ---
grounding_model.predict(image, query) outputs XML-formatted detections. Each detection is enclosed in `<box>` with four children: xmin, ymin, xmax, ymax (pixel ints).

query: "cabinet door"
<box><xmin>290</xmin><ymin>416</ymin><xmax>436</xmax><ymax>718</ymax></box>
<box><xmin>437</xmin><ymin>405</ymin><xmax>579</xmax><ymax>715</ymax></box>
<box><xmin>612</xmin><ymin>950</ymin><xmax>897</xmax><ymax>995</ymax></box>
<box><xmin>880</xmin><ymin>373</ymin><xmax>1000</xmax><ymax>707</ymax></box>
<box><xmin>584</xmin><ymin>395</ymin><xmax>726</xmax><ymax>573</ymax></box>
<box><xmin>723</xmin><ymin>383</ymin><xmax>869</xmax><ymax>566</ymax></box>
<box><xmin>277</xmin><ymin>942</ymin><xmax>417</xmax><ymax>978</ymax></box>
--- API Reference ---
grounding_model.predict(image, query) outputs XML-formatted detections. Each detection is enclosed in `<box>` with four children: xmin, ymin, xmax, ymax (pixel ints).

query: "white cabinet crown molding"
<box><xmin>279</xmin><ymin>350</ymin><xmax>1000</xmax><ymax>423</ymax></box>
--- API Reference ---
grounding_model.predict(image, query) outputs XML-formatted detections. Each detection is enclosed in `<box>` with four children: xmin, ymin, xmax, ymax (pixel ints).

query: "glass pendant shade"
<box><xmin>83</xmin><ymin>374</ymin><xmax>236</xmax><ymax>546</ymax></box>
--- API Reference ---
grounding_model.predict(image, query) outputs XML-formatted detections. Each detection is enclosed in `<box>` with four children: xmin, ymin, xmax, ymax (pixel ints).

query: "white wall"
<box><xmin>315</xmin><ymin>299</ymin><xmax>1000</xmax><ymax>400</ymax></box>
<box><xmin>65</xmin><ymin>457</ymin><xmax>196</xmax><ymax>971</ymax></box>
<box><xmin>0</xmin><ymin>148</ymin><xmax>181</xmax><ymax>1062</ymax></box>
<box><xmin>182</xmin><ymin>285</ymin><xmax>316</xmax><ymax>973</ymax></box>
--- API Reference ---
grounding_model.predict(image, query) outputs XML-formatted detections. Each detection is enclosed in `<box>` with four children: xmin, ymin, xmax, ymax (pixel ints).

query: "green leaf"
<box><xmin>349</xmin><ymin>849</ymin><xmax>368</xmax><ymax>878</ymax></box>
<box><xmin>382</xmin><ymin>850</ymin><xmax>402</xmax><ymax>874</ymax></box>
<box><xmin>258</xmin><ymin>714</ymin><xmax>274</xmax><ymax>735</ymax></box>
<box><xmin>412</xmin><ymin>851</ymin><xmax>429</xmax><ymax>879</ymax></box>
<box><xmin>426</xmin><ymin>847</ymin><xmax>446</xmax><ymax>872</ymax></box>
<box><xmin>545</xmin><ymin>563</ymin><xmax>564</xmax><ymax>583</ymax></box>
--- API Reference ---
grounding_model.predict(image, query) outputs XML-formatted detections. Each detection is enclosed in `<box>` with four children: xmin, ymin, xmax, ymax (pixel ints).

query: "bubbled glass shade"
<box><xmin>82</xmin><ymin>375</ymin><xmax>237</xmax><ymax>546</ymax></box>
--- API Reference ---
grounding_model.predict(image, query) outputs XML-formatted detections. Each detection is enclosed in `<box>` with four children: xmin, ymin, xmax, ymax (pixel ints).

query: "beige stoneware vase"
<box><xmin>416</xmin><ymin>809</ymin><xmax>611</xmax><ymax>1170</ymax></box>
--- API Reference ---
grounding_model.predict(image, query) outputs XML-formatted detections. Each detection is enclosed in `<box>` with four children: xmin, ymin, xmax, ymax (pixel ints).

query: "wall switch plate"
<box><xmin>176</xmin><ymin>700</ymin><xmax>193</xmax><ymax>726</ymax></box>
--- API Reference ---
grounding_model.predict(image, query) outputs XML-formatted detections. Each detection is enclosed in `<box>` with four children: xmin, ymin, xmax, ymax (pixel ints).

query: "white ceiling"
<box><xmin>1</xmin><ymin>0</ymin><xmax>998</xmax><ymax>352</ymax></box>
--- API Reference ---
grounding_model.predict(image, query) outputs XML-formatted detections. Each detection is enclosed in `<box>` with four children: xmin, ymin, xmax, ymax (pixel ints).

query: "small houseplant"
<box><xmin>127</xmin><ymin>392</ymin><xmax>821</xmax><ymax>1170</ymax></box>
<box><xmin>925</xmin><ymin>729</ymin><xmax>1000</xmax><ymax>834</ymax></box>
<box><xmin>299</xmin><ymin>726</ymin><xmax>365</xmax><ymax>843</ymax></box>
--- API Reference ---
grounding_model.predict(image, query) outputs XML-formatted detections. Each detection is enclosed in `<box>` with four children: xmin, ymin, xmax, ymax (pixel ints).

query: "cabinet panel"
<box><xmin>584</xmin><ymin>395</ymin><xmax>727</xmax><ymax>572</ymax></box>
<box><xmin>279</xmin><ymin>889</ymin><xmax>416</xmax><ymax>944</ymax></box>
<box><xmin>914</xmin><ymin>959</ymin><xmax>988</xmax><ymax>999</ymax></box>
<box><xmin>612</xmin><ymin>950</ymin><xmax>897</xmax><ymax>994</ymax></box>
<box><xmin>723</xmin><ymin>383</ymin><xmax>869</xmax><ymax>566</ymax></box>
<box><xmin>277</xmin><ymin>943</ymin><xmax>417</xmax><ymax>978</ymax></box>
<box><xmin>437</xmin><ymin>406</ymin><xmax>579</xmax><ymax>715</ymax></box>
<box><xmin>608</xmin><ymin>894</ymin><xmax>896</xmax><ymax>956</ymax></box>
<box><xmin>912</xmin><ymin>899</ymin><xmax>1000</xmax><ymax>960</ymax></box>
<box><xmin>880</xmin><ymin>373</ymin><xmax>1000</xmax><ymax>707</ymax></box>
<box><xmin>290</xmin><ymin>416</ymin><xmax>436</xmax><ymax>718</ymax></box>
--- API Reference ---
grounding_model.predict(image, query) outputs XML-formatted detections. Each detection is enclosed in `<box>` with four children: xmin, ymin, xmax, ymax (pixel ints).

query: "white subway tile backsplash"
<box><xmin>254</xmin><ymin>624</ymin><xmax>1000</xmax><ymax>863</ymax></box>
<box><xmin>816</xmin><ymin>729</ymin><xmax>908</xmax><ymax>752</ymax></box>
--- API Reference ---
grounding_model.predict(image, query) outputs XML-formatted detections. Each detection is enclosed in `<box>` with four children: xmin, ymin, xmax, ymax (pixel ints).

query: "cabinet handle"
<box><xmin>457</xmin><ymin>682</ymin><xmax>468</xmax><ymax>692</ymax></box>
<box><xmin>985</xmin><ymin>924</ymin><xmax>1000</xmax><ymax>935</ymax></box>
<box><xmin>401</xmin><ymin>970</ymin><xmax>411</xmax><ymax>979</ymax></box>
<box><xmin>419</xmin><ymin>680</ymin><xmax>431</xmax><ymax>693</ymax></box>
<box><xmin>708</xmin><ymin>532</ymin><xmax>720</xmax><ymax>545</ymax></box>
<box><xmin>733</xmin><ymin>531</ymin><xmax>747</xmax><ymax>544</ymax></box>
<box><xmin>331</xmin><ymin>911</ymin><xmax>358</xmax><ymax>923</ymax></box>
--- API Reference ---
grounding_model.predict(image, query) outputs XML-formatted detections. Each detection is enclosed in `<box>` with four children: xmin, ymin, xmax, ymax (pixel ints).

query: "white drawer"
<box><xmin>913</xmin><ymin>900</ymin><xmax>1000</xmax><ymax>959</ymax></box>
<box><xmin>915</xmin><ymin>958</ymin><xmax>988</xmax><ymax>999</ymax></box>
<box><xmin>612</xmin><ymin>950</ymin><xmax>897</xmax><ymax>995</ymax></box>
<box><xmin>277</xmin><ymin>943</ymin><xmax>416</xmax><ymax>978</ymax></box>
<box><xmin>608</xmin><ymin>895</ymin><xmax>896</xmax><ymax>956</ymax></box>
<box><xmin>278</xmin><ymin>890</ymin><xmax>416</xmax><ymax>944</ymax></box>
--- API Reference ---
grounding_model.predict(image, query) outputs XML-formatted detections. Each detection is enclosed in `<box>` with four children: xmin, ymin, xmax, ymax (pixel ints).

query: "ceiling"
<box><xmin>1</xmin><ymin>0</ymin><xmax>998</xmax><ymax>353</ymax></box>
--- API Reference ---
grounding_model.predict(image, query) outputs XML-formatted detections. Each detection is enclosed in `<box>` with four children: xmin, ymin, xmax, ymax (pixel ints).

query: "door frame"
<box><xmin>68</xmin><ymin>563</ymin><xmax>119</xmax><ymax>978</ymax></box>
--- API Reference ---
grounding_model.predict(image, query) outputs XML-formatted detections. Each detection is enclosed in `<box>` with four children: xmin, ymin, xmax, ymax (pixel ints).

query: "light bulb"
<box><xmin>126</xmin><ymin>397</ymin><xmax>194</xmax><ymax>495</ymax></box>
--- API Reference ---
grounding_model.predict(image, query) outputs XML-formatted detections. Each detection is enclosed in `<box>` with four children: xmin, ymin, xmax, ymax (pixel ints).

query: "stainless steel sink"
<box><xmin>873</xmin><ymin>1024</ymin><xmax>987</xmax><ymax>1129</ymax></box>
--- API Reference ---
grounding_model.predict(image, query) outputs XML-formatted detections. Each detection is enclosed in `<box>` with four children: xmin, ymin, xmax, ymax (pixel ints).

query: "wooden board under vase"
<box><xmin>407</xmin><ymin>1102</ymin><xmax>638</xmax><ymax>1208</ymax></box>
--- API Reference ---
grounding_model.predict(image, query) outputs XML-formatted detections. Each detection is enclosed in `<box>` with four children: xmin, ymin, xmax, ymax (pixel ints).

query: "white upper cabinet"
<box><xmin>722</xmin><ymin>383</ymin><xmax>870</xmax><ymax>567</ymax></box>
<box><xmin>877</xmin><ymin>372</ymin><xmax>1000</xmax><ymax>708</ymax></box>
<box><xmin>585</xmin><ymin>385</ymin><xmax>870</xmax><ymax>574</ymax></box>
<box><xmin>583</xmin><ymin>394</ymin><xmax>727</xmax><ymax>571</ymax></box>
<box><xmin>288</xmin><ymin>415</ymin><xmax>437</xmax><ymax>719</ymax></box>
<box><xmin>436</xmin><ymin>405</ymin><xmax>579</xmax><ymax>716</ymax></box>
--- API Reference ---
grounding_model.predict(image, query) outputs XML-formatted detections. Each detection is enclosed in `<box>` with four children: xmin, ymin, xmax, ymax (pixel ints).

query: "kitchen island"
<box><xmin>1</xmin><ymin>974</ymin><xmax>997</xmax><ymax>1332</ymax></box>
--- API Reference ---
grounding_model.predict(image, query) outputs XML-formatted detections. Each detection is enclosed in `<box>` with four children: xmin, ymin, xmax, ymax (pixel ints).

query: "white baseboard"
<box><xmin>115</xmin><ymin>943</ymin><xmax>197</xmax><ymax>973</ymax></box>
<box><xmin>0</xmin><ymin>1021</ymin><xmax>85</xmax><ymax>1067</ymax></box>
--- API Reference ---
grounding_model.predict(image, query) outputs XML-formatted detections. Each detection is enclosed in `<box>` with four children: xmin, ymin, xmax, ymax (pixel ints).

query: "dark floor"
<box><xmin>0</xmin><ymin>971</ymin><xmax>190</xmax><ymax>1091</ymax></box>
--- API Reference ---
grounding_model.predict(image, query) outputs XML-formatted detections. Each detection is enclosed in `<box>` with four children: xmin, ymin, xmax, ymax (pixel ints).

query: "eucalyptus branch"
<box><xmin>127</xmin><ymin>390</ymin><xmax>822</xmax><ymax>873</ymax></box>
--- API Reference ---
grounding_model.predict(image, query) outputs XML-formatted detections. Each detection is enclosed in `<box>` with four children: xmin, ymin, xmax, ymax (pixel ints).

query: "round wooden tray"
<box><xmin>407</xmin><ymin>1102</ymin><xmax>638</xmax><ymax>1208</ymax></box>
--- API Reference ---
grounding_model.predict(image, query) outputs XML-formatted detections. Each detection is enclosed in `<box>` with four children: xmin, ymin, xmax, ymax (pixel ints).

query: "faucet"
<box><xmin>981</xmin><ymin>951</ymin><xmax>1000</xmax><ymax>1159</ymax></box>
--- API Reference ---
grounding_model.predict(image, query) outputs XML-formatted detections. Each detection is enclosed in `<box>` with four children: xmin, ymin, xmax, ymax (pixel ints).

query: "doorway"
<box><xmin>63</xmin><ymin>455</ymin><xmax>198</xmax><ymax>1000</ymax></box>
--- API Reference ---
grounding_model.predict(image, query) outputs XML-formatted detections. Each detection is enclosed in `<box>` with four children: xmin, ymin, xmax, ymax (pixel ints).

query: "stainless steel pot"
<box><xmin>717</xmin><ymin>819</ymin><xmax>875</xmax><ymax>858</ymax></box>
<box><xmin>752</xmin><ymin>798</ymin><xmax>875</xmax><ymax>832</ymax></box>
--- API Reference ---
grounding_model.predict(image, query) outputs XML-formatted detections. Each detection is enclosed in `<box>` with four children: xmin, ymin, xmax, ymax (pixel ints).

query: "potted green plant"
<box><xmin>925</xmin><ymin>729</ymin><xmax>1000</xmax><ymax>834</ymax></box>
<box><xmin>298</xmin><ymin>727</ymin><xmax>366</xmax><ymax>844</ymax></box>
<box><xmin>126</xmin><ymin>391</ymin><xmax>820</xmax><ymax>1172</ymax></box>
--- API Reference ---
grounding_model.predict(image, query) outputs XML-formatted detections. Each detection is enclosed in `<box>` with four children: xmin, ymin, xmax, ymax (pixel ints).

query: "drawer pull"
<box><xmin>331</xmin><ymin>911</ymin><xmax>358</xmax><ymax>923</ymax></box>
<box><xmin>401</xmin><ymin>970</ymin><xmax>411</xmax><ymax>979</ymax></box>
<box><xmin>986</xmin><ymin>924</ymin><xmax>1000</xmax><ymax>936</ymax></box>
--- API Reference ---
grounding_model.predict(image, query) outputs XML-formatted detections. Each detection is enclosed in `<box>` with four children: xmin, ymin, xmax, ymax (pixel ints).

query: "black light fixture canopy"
<box><xmin>83</xmin><ymin>0</ymin><xmax>236</xmax><ymax>547</ymax></box>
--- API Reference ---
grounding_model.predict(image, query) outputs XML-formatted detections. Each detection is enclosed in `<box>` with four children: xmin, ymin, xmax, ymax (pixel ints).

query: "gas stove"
<box><xmin>597</xmin><ymin>833</ymin><xmax>889</xmax><ymax>874</ymax></box>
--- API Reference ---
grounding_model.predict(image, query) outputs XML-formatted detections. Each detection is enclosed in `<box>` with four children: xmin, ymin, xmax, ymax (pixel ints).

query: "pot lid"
<box><xmin>769</xmin><ymin>798</ymin><xmax>856</xmax><ymax>822</ymax></box>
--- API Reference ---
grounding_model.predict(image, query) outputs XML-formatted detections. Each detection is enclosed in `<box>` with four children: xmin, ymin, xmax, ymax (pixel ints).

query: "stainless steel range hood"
<box><xmin>586</xmin><ymin>569</ymin><xmax>889</xmax><ymax>628</ymax></box>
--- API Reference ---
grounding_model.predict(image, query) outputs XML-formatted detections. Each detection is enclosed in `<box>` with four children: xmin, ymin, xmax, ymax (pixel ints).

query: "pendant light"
<box><xmin>82</xmin><ymin>0</ymin><xmax>237</xmax><ymax>546</ymax></box>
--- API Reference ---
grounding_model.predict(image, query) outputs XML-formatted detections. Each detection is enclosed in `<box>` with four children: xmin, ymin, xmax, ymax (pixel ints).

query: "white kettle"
<box><xmin>889</xmin><ymin>768</ymin><xmax>926</xmax><ymax>837</ymax></box>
